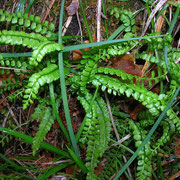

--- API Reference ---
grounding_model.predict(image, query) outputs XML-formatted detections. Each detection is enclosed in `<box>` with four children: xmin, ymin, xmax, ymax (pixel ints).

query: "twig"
<box><xmin>97</xmin><ymin>0</ymin><xmax>102</xmax><ymax>42</ymax></box>
<box><xmin>104</xmin><ymin>91</ymin><xmax>120</xmax><ymax>141</ymax></box>
<box><xmin>107</xmin><ymin>134</ymin><xmax>131</xmax><ymax>150</ymax></box>
<box><xmin>123</xmin><ymin>155</ymin><xmax>133</xmax><ymax>180</ymax></box>
<box><xmin>2</xmin><ymin>95</ymin><xmax>19</xmax><ymax>126</ymax></box>
<box><xmin>2</xmin><ymin>111</ymin><xmax>10</xmax><ymax>127</ymax></box>
<box><xmin>168</xmin><ymin>170</ymin><xmax>180</xmax><ymax>180</ymax></box>
<box><xmin>0</xmin><ymin>66</ymin><xmax>29</xmax><ymax>72</ymax></box>
<box><xmin>62</xmin><ymin>16</ymin><xmax>73</xmax><ymax>36</ymax></box>
<box><xmin>142</xmin><ymin>0</ymin><xmax>167</xmax><ymax>36</ymax></box>
<box><xmin>141</xmin><ymin>2</ymin><xmax>167</xmax><ymax>77</ymax></box>
<box><xmin>76</xmin><ymin>11</ymin><xmax>83</xmax><ymax>42</ymax></box>
<box><xmin>41</xmin><ymin>0</ymin><xmax>55</xmax><ymax>23</ymax></box>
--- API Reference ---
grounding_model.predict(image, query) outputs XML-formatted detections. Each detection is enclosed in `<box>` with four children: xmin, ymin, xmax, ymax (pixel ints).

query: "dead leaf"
<box><xmin>174</xmin><ymin>138</ymin><xmax>180</xmax><ymax>158</ymax></box>
<box><xmin>66</xmin><ymin>164</ymin><xmax>80</xmax><ymax>175</ymax></box>
<box><xmin>129</xmin><ymin>103</ymin><xmax>145</xmax><ymax>120</ymax></box>
<box><xmin>95</xmin><ymin>162</ymin><xmax>104</xmax><ymax>176</ymax></box>
<box><xmin>109</xmin><ymin>54</ymin><xmax>142</xmax><ymax>76</ymax></box>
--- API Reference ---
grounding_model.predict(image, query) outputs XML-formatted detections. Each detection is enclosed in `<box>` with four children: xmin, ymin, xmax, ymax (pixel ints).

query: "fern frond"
<box><xmin>0</xmin><ymin>57</ymin><xmax>28</xmax><ymax>69</ymax></box>
<box><xmin>32</xmin><ymin>107</ymin><xmax>55</xmax><ymax>155</ymax></box>
<box><xmin>138</xmin><ymin>53</ymin><xmax>167</xmax><ymax>70</ymax></box>
<box><xmin>77</xmin><ymin>93</ymin><xmax>97</xmax><ymax>144</ymax></box>
<box><xmin>128</xmin><ymin>119</ymin><xmax>152</xmax><ymax>180</ymax></box>
<box><xmin>80</xmin><ymin>60</ymin><xmax>98</xmax><ymax>94</ymax></box>
<box><xmin>86</xmin><ymin>96</ymin><xmax>110</xmax><ymax>179</ymax></box>
<box><xmin>0</xmin><ymin>30</ymin><xmax>47</xmax><ymax>49</ymax></box>
<box><xmin>0</xmin><ymin>77</ymin><xmax>22</xmax><ymax>94</ymax></box>
<box><xmin>0</xmin><ymin>9</ymin><xmax>55</xmax><ymax>37</ymax></box>
<box><xmin>23</xmin><ymin>64</ymin><xmax>59</xmax><ymax>109</ymax></box>
<box><xmin>77</xmin><ymin>92</ymin><xmax>111</xmax><ymax>179</ymax></box>
<box><xmin>92</xmin><ymin>74</ymin><xmax>161</xmax><ymax>116</ymax></box>
<box><xmin>98</xmin><ymin>33</ymin><xmax>138</xmax><ymax>60</ymax></box>
<box><xmin>138</xmin><ymin>110</ymin><xmax>156</xmax><ymax>127</ymax></box>
<box><xmin>99</xmin><ymin>146</ymin><xmax>122</xmax><ymax>179</ymax></box>
<box><xmin>167</xmin><ymin>108</ymin><xmax>180</xmax><ymax>132</ymax></box>
<box><xmin>97</xmin><ymin>67</ymin><xmax>163</xmax><ymax>88</ymax></box>
<box><xmin>152</xmin><ymin>119</ymin><xmax>175</xmax><ymax>155</ymax></box>
<box><xmin>29</xmin><ymin>41</ymin><xmax>64</xmax><ymax>66</ymax></box>
<box><xmin>145</xmin><ymin>33</ymin><xmax>172</xmax><ymax>51</ymax></box>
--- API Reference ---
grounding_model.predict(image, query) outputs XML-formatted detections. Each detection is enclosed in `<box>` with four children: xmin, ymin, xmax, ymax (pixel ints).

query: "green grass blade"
<box><xmin>49</xmin><ymin>83</ymin><xmax>70</xmax><ymax>142</ymax></box>
<box><xmin>156</xmin><ymin>3</ymin><xmax>169</xmax><ymax>26</ymax></box>
<box><xmin>15</xmin><ymin>0</ymin><xmax>25</xmax><ymax>14</ymax></box>
<box><xmin>168</xmin><ymin>7</ymin><xmax>179</xmax><ymax>34</ymax></box>
<box><xmin>1</xmin><ymin>52</ymin><xmax>32</xmax><ymax>58</ymax></box>
<box><xmin>117</xmin><ymin>160</ymin><xmax>131</xmax><ymax>180</ymax></box>
<box><xmin>36</xmin><ymin>161</ymin><xmax>74</xmax><ymax>180</ymax></box>
<box><xmin>113</xmin><ymin>86</ymin><xmax>180</xmax><ymax>180</ymax></box>
<box><xmin>110</xmin><ymin>139</ymin><xmax>134</xmax><ymax>154</ymax></box>
<box><xmin>164</xmin><ymin>45</ymin><xmax>170</xmax><ymax>73</ymax></box>
<box><xmin>66</xmin><ymin>146</ymin><xmax>88</xmax><ymax>173</ymax></box>
<box><xmin>1</xmin><ymin>35</ymin><xmax>165</xmax><ymax>58</ymax></box>
<box><xmin>25</xmin><ymin>0</ymin><xmax>35</xmax><ymax>14</ymax></box>
<box><xmin>79</xmin><ymin>0</ymin><xmax>93</xmax><ymax>43</ymax></box>
<box><xmin>146</xmin><ymin>3</ymin><xmax>155</xmax><ymax>32</ymax></box>
<box><xmin>0</xmin><ymin>127</ymin><xmax>70</xmax><ymax>158</ymax></box>
<box><xmin>102</xmin><ymin>0</ymin><xmax>108</xmax><ymax>39</ymax></box>
<box><xmin>63</xmin><ymin>35</ymin><xmax>165</xmax><ymax>52</ymax></box>
<box><xmin>58</xmin><ymin>0</ymin><xmax>79</xmax><ymax>157</ymax></box>
<box><xmin>0</xmin><ymin>153</ymin><xmax>36</xmax><ymax>171</ymax></box>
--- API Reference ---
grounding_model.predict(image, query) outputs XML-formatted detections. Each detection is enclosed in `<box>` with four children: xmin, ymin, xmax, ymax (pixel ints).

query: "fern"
<box><xmin>0</xmin><ymin>77</ymin><xmax>22</xmax><ymax>94</ymax></box>
<box><xmin>137</xmin><ymin>53</ymin><xmax>167</xmax><ymax>70</ymax></box>
<box><xmin>99</xmin><ymin>33</ymin><xmax>138</xmax><ymax>60</ymax></box>
<box><xmin>29</xmin><ymin>41</ymin><xmax>64</xmax><ymax>66</ymax></box>
<box><xmin>92</xmin><ymin>74</ymin><xmax>161</xmax><ymax>116</ymax></box>
<box><xmin>31</xmin><ymin>96</ymin><xmax>61</xmax><ymax>155</ymax></box>
<box><xmin>99</xmin><ymin>146</ymin><xmax>122</xmax><ymax>179</ymax></box>
<box><xmin>32</xmin><ymin>107</ymin><xmax>54</xmax><ymax>155</ymax></box>
<box><xmin>23</xmin><ymin>64</ymin><xmax>59</xmax><ymax>109</ymax></box>
<box><xmin>77</xmin><ymin>92</ymin><xmax>111</xmax><ymax>179</ymax></box>
<box><xmin>138</xmin><ymin>110</ymin><xmax>156</xmax><ymax>127</ymax></box>
<box><xmin>97</xmin><ymin>67</ymin><xmax>163</xmax><ymax>88</ymax></box>
<box><xmin>128</xmin><ymin>119</ymin><xmax>152</xmax><ymax>180</ymax></box>
<box><xmin>86</xmin><ymin>96</ymin><xmax>111</xmax><ymax>179</ymax></box>
<box><xmin>145</xmin><ymin>33</ymin><xmax>173</xmax><ymax>51</ymax></box>
<box><xmin>0</xmin><ymin>57</ymin><xmax>28</xmax><ymax>69</ymax></box>
<box><xmin>166</xmin><ymin>108</ymin><xmax>180</xmax><ymax>132</ymax></box>
<box><xmin>0</xmin><ymin>30</ymin><xmax>47</xmax><ymax>49</ymax></box>
<box><xmin>80</xmin><ymin>60</ymin><xmax>98</xmax><ymax>94</ymax></box>
<box><xmin>110</xmin><ymin>9</ymin><xmax>136</xmax><ymax>32</ymax></box>
<box><xmin>152</xmin><ymin>119</ymin><xmax>175</xmax><ymax>155</ymax></box>
<box><xmin>8</xmin><ymin>88</ymin><xmax>24</xmax><ymax>102</ymax></box>
<box><xmin>0</xmin><ymin>9</ymin><xmax>55</xmax><ymax>37</ymax></box>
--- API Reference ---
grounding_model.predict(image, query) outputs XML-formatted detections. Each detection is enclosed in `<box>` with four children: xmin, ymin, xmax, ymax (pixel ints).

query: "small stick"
<box><xmin>105</xmin><ymin>91</ymin><xmax>120</xmax><ymax>141</ymax></box>
<box><xmin>123</xmin><ymin>155</ymin><xmax>133</xmax><ymax>180</ymax></box>
<box><xmin>62</xmin><ymin>16</ymin><xmax>73</xmax><ymax>36</ymax></box>
<box><xmin>97</xmin><ymin>0</ymin><xmax>102</xmax><ymax>42</ymax></box>
<box><xmin>76</xmin><ymin>11</ymin><xmax>83</xmax><ymax>42</ymax></box>
<box><xmin>2</xmin><ymin>95</ymin><xmax>19</xmax><ymax>126</ymax></box>
<box><xmin>41</xmin><ymin>0</ymin><xmax>56</xmax><ymax>23</ymax></box>
<box><xmin>0</xmin><ymin>66</ymin><xmax>29</xmax><ymax>72</ymax></box>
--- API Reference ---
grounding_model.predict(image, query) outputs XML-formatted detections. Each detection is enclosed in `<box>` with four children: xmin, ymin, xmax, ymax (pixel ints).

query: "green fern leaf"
<box><xmin>0</xmin><ymin>30</ymin><xmax>47</xmax><ymax>49</ymax></box>
<box><xmin>29</xmin><ymin>41</ymin><xmax>64</xmax><ymax>66</ymax></box>
<box><xmin>23</xmin><ymin>64</ymin><xmax>59</xmax><ymax>109</ymax></box>
<box><xmin>32</xmin><ymin>107</ymin><xmax>55</xmax><ymax>155</ymax></box>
